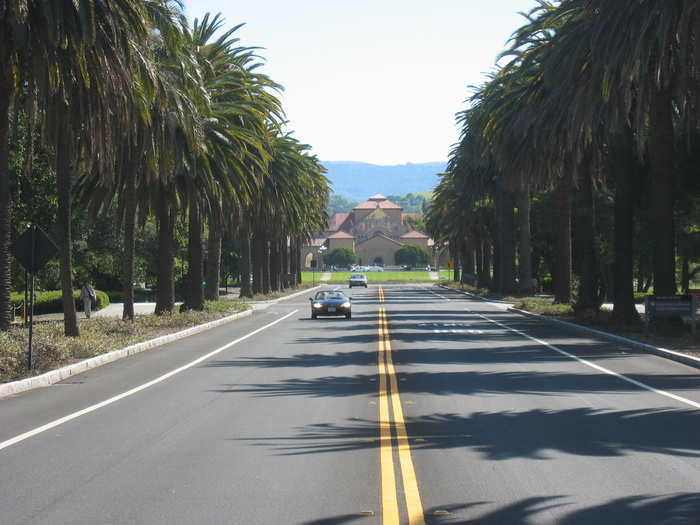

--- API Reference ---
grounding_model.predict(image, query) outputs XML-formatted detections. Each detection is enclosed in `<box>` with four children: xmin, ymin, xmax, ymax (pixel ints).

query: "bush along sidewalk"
<box><xmin>10</xmin><ymin>289</ymin><xmax>110</xmax><ymax>315</ymax></box>
<box><xmin>0</xmin><ymin>300</ymin><xmax>249</xmax><ymax>384</ymax></box>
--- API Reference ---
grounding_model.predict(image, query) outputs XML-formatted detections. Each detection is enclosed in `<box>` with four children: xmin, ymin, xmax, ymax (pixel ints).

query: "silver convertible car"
<box><xmin>310</xmin><ymin>290</ymin><xmax>352</xmax><ymax>319</ymax></box>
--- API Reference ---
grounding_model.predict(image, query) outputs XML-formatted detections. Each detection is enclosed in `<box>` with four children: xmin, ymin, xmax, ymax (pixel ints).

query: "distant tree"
<box><xmin>325</xmin><ymin>248</ymin><xmax>356</xmax><ymax>267</ymax></box>
<box><xmin>404</xmin><ymin>215</ymin><xmax>426</xmax><ymax>233</ymax></box>
<box><xmin>387</xmin><ymin>192</ymin><xmax>430</xmax><ymax>213</ymax></box>
<box><xmin>394</xmin><ymin>244</ymin><xmax>429</xmax><ymax>266</ymax></box>
<box><xmin>327</xmin><ymin>194</ymin><xmax>358</xmax><ymax>215</ymax></box>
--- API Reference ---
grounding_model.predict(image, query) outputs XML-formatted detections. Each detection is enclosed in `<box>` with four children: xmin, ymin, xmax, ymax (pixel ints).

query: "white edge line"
<box><xmin>443</xmin><ymin>284</ymin><xmax>700</xmax><ymax>369</ymax></box>
<box><xmin>0</xmin><ymin>285</ymin><xmax>323</xmax><ymax>400</ymax></box>
<box><xmin>471</xmin><ymin>310</ymin><xmax>700</xmax><ymax>410</ymax></box>
<box><xmin>421</xmin><ymin>284</ymin><xmax>450</xmax><ymax>302</ymax></box>
<box><xmin>0</xmin><ymin>309</ymin><xmax>254</xmax><ymax>399</ymax></box>
<box><xmin>510</xmin><ymin>307</ymin><xmax>700</xmax><ymax>368</ymax></box>
<box><xmin>0</xmin><ymin>309</ymin><xmax>299</xmax><ymax>452</ymax></box>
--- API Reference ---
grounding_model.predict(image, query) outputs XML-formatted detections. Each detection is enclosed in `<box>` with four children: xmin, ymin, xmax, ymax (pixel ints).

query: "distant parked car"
<box><xmin>348</xmin><ymin>273</ymin><xmax>368</xmax><ymax>288</ymax></box>
<box><xmin>367</xmin><ymin>266</ymin><xmax>384</xmax><ymax>272</ymax></box>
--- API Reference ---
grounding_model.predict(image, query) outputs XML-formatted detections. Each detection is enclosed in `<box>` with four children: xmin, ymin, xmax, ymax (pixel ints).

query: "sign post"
<box><xmin>10</xmin><ymin>225</ymin><xmax>59</xmax><ymax>369</ymax></box>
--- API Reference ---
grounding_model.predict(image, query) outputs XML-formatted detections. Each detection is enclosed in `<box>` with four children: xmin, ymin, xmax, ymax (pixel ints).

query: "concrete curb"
<box><xmin>0</xmin><ymin>309</ymin><xmax>254</xmax><ymax>399</ymax></box>
<box><xmin>437</xmin><ymin>284</ymin><xmax>700</xmax><ymax>371</ymax></box>
<box><xmin>1</xmin><ymin>285</ymin><xmax>325</xmax><ymax>399</ymax></box>
<box><xmin>508</xmin><ymin>307</ymin><xmax>700</xmax><ymax>370</ymax></box>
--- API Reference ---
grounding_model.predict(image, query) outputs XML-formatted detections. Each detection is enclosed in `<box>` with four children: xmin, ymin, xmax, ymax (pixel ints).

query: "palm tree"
<box><xmin>0</xmin><ymin>44</ymin><xmax>11</xmax><ymax>330</ymax></box>
<box><xmin>526</xmin><ymin>0</ymin><xmax>700</xmax><ymax>300</ymax></box>
<box><xmin>40</xmin><ymin>1</ymin><xmax>160</xmax><ymax>335</ymax></box>
<box><xmin>178</xmin><ymin>13</ymin><xmax>281</xmax><ymax>310</ymax></box>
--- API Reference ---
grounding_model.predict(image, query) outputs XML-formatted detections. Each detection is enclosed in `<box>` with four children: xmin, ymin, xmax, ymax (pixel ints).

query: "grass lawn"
<box><xmin>302</xmin><ymin>270</ymin><xmax>449</xmax><ymax>283</ymax></box>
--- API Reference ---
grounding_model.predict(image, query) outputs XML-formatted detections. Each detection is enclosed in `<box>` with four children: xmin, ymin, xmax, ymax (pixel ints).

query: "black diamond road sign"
<box><xmin>10</xmin><ymin>226</ymin><xmax>59</xmax><ymax>274</ymax></box>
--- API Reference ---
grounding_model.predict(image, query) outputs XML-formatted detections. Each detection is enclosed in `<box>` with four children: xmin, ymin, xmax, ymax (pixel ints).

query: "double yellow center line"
<box><xmin>377</xmin><ymin>286</ymin><xmax>425</xmax><ymax>525</ymax></box>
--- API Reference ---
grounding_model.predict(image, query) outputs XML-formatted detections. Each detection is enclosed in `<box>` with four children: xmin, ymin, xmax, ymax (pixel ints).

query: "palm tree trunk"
<box><xmin>611</xmin><ymin>134</ymin><xmax>639</xmax><ymax>322</ymax></box>
<box><xmin>681</xmin><ymin>254</ymin><xmax>689</xmax><ymax>293</ymax></box>
<box><xmin>122</xmin><ymin>168</ymin><xmax>137</xmax><ymax>321</ymax></box>
<box><xmin>252</xmin><ymin>226</ymin><xmax>263</xmax><ymax>295</ymax></box>
<box><xmin>290</xmin><ymin>237</ymin><xmax>300</xmax><ymax>287</ymax></box>
<box><xmin>574</xmin><ymin>169</ymin><xmax>599</xmax><ymax>313</ymax></box>
<box><xmin>553</xmin><ymin>177</ymin><xmax>572</xmax><ymax>303</ymax></box>
<box><xmin>648</xmin><ymin>87</ymin><xmax>676</xmax><ymax>295</ymax></box>
<box><xmin>271</xmin><ymin>239</ymin><xmax>282</xmax><ymax>291</ymax></box>
<box><xmin>239</xmin><ymin>219</ymin><xmax>253</xmax><ymax>298</ymax></box>
<box><xmin>295</xmin><ymin>237</ymin><xmax>302</xmax><ymax>285</ymax></box>
<box><xmin>184</xmin><ymin>192</ymin><xmax>204</xmax><ymax>310</ymax></box>
<box><xmin>281</xmin><ymin>237</ymin><xmax>289</xmax><ymax>288</ymax></box>
<box><xmin>204</xmin><ymin>210</ymin><xmax>222</xmax><ymax>301</ymax></box>
<box><xmin>496</xmin><ymin>187</ymin><xmax>517</xmax><ymax>294</ymax></box>
<box><xmin>492</xmin><ymin>228</ymin><xmax>501</xmax><ymax>291</ymax></box>
<box><xmin>0</xmin><ymin>71</ymin><xmax>12</xmax><ymax>331</ymax></box>
<box><xmin>155</xmin><ymin>187</ymin><xmax>175</xmax><ymax>314</ymax></box>
<box><xmin>517</xmin><ymin>185</ymin><xmax>534</xmax><ymax>294</ymax></box>
<box><xmin>483</xmin><ymin>241</ymin><xmax>493</xmax><ymax>288</ymax></box>
<box><xmin>452</xmin><ymin>245</ymin><xmax>461</xmax><ymax>282</ymax></box>
<box><xmin>262</xmin><ymin>236</ymin><xmax>271</xmax><ymax>295</ymax></box>
<box><xmin>475</xmin><ymin>239</ymin><xmax>484</xmax><ymax>286</ymax></box>
<box><xmin>55</xmin><ymin>117</ymin><xmax>79</xmax><ymax>337</ymax></box>
<box><xmin>460</xmin><ymin>239</ymin><xmax>475</xmax><ymax>284</ymax></box>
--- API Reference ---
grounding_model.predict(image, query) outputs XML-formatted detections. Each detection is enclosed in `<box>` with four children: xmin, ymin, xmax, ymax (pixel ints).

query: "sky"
<box><xmin>183</xmin><ymin>0</ymin><xmax>541</xmax><ymax>166</ymax></box>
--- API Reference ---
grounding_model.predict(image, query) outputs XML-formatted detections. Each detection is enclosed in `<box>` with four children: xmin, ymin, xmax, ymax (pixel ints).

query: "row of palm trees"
<box><xmin>0</xmin><ymin>1</ymin><xmax>329</xmax><ymax>335</ymax></box>
<box><xmin>428</xmin><ymin>0</ymin><xmax>700</xmax><ymax>321</ymax></box>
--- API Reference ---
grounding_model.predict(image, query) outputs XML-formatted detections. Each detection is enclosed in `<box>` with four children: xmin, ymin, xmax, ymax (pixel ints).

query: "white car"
<box><xmin>367</xmin><ymin>266</ymin><xmax>384</xmax><ymax>272</ymax></box>
<box><xmin>348</xmin><ymin>273</ymin><xmax>368</xmax><ymax>288</ymax></box>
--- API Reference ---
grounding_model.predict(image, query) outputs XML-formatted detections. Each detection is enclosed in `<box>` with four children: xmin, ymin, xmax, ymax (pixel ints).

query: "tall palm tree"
<box><xmin>0</xmin><ymin>1</ymin><xmax>168</xmax><ymax>334</ymax></box>
<box><xmin>178</xmin><ymin>13</ymin><xmax>281</xmax><ymax>310</ymax></box>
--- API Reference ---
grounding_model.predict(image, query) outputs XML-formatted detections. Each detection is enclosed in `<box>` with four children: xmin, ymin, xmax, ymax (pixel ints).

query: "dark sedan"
<box><xmin>310</xmin><ymin>290</ymin><xmax>352</xmax><ymax>319</ymax></box>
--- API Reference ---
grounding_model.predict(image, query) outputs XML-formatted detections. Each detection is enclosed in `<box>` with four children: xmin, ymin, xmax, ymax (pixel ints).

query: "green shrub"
<box><xmin>9</xmin><ymin>289</ymin><xmax>110</xmax><ymax>314</ymax></box>
<box><xmin>633</xmin><ymin>292</ymin><xmax>653</xmax><ymax>303</ymax></box>
<box><xmin>394</xmin><ymin>244</ymin><xmax>430</xmax><ymax>266</ymax></box>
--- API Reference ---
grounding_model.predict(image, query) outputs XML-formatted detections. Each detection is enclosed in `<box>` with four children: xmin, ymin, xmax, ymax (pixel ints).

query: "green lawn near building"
<box><xmin>301</xmin><ymin>270</ymin><xmax>450</xmax><ymax>283</ymax></box>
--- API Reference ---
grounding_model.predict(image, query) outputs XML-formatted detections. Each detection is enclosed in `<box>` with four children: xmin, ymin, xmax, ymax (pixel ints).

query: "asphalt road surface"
<box><xmin>2</xmin><ymin>284</ymin><xmax>700</xmax><ymax>524</ymax></box>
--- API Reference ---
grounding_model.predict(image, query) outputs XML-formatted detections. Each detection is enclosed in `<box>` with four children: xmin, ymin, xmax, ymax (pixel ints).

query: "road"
<box><xmin>2</xmin><ymin>284</ymin><xmax>700</xmax><ymax>524</ymax></box>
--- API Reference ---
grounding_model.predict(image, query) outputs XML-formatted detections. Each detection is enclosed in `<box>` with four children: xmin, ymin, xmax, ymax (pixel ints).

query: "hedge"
<box><xmin>9</xmin><ymin>289</ymin><xmax>110</xmax><ymax>315</ymax></box>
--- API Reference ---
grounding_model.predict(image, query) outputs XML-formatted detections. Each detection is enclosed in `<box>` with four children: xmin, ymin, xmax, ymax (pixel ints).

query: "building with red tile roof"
<box><xmin>302</xmin><ymin>194</ymin><xmax>444</xmax><ymax>267</ymax></box>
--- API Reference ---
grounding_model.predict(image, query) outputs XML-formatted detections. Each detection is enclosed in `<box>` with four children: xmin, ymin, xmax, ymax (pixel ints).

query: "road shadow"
<box><xmin>302</xmin><ymin>493</ymin><xmax>700</xmax><ymax>524</ymax></box>
<box><xmin>203</xmin><ymin>343</ymin><xmax>575</xmax><ymax>370</ymax></box>
<box><xmin>234</xmin><ymin>408</ymin><xmax>700</xmax><ymax>460</ymax></box>
<box><xmin>214</xmin><ymin>369</ymin><xmax>700</xmax><ymax>398</ymax></box>
<box><xmin>421</xmin><ymin>493</ymin><xmax>700</xmax><ymax>524</ymax></box>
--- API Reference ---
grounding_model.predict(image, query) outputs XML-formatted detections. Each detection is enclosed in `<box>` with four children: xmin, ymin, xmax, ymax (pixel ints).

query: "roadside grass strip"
<box><xmin>376</xmin><ymin>286</ymin><xmax>425</xmax><ymax>525</ymax></box>
<box><xmin>0</xmin><ymin>310</ymin><xmax>299</xmax><ymax>452</ymax></box>
<box><xmin>303</xmin><ymin>271</ymin><xmax>449</xmax><ymax>283</ymax></box>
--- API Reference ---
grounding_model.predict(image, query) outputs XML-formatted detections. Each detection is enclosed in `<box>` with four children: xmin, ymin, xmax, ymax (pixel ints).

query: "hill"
<box><xmin>322</xmin><ymin>161</ymin><xmax>444</xmax><ymax>201</ymax></box>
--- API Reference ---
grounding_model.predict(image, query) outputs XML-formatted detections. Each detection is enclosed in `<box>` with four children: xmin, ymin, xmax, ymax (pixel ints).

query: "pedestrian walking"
<box><xmin>81</xmin><ymin>280</ymin><xmax>97</xmax><ymax>319</ymax></box>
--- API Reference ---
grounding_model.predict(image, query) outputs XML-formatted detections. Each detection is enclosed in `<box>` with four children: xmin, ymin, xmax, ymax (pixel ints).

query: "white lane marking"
<box><xmin>432</xmin><ymin>329</ymin><xmax>483</xmax><ymax>334</ymax></box>
<box><xmin>422</xmin><ymin>286</ymin><xmax>450</xmax><ymax>302</ymax></box>
<box><xmin>471</xmin><ymin>309</ymin><xmax>700</xmax><ymax>409</ymax></box>
<box><xmin>0</xmin><ymin>309</ymin><xmax>299</xmax><ymax>452</ymax></box>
